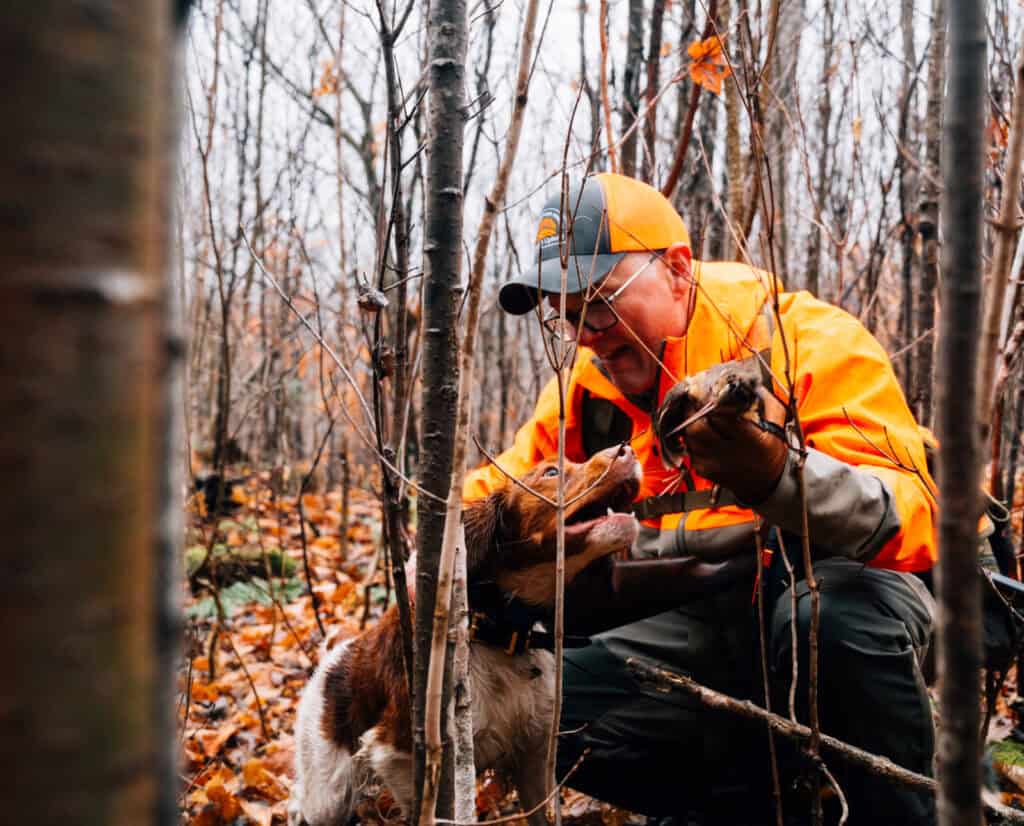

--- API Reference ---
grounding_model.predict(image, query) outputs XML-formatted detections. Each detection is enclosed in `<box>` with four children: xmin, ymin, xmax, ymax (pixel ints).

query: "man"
<box><xmin>464</xmin><ymin>173</ymin><xmax>937</xmax><ymax>825</ymax></box>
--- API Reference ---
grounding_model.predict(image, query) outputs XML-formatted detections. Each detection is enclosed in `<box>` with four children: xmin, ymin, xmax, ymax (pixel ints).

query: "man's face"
<box><xmin>546</xmin><ymin>244</ymin><xmax>693</xmax><ymax>397</ymax></box>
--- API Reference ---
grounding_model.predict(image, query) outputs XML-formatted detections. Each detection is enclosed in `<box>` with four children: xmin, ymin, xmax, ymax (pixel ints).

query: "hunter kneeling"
<box><xmin>465</xmin><ymin>173</ymin><xmax>937</xmax><ymax>826</ymax></box>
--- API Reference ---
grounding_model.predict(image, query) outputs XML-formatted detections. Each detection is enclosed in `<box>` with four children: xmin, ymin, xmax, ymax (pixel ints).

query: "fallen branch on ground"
<box><xmin>627</xmin><ymin>658</ymin><xmax>1024</xmax><ymax>824</ymax></box>
<box><xmin>628</xmin><ymin>657</ymin><xmax>932</xmax><ymax>788</ymax></box>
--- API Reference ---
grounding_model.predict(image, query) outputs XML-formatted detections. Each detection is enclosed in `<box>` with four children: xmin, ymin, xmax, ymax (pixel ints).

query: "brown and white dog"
<box><xmin>288</xmin><ymin>445</ymin><xmax>642</xmax><ymax>826</ymax></box>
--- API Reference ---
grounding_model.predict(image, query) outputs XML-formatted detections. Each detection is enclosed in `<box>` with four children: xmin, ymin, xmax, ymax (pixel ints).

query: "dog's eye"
<box><xmin>542</xmin><ymin>467</ymin><xmax>559</xmax><ymax>478</ymax></box>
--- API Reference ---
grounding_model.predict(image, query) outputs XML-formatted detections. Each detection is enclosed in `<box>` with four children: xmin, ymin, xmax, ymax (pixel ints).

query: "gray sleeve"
<box><xmin>747</xmin><ymin>448</ymin><xmax>901</xmax><ymax>561</ymax></box>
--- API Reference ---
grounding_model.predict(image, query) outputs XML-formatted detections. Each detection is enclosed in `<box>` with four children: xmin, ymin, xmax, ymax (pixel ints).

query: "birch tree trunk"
<box><xmin>415</xmin><ymin>0</ymin><xmax>467</xmax><ymax>819</ymax></box>
<box><xmin>935</xmin><ymin>2</ymin><xmax>986</xmax><ymax>825</ymax></box>
<box><xmin>0</xmin><ymin>3</ymin><xmax>173</xmax><ymax>824</ymax></box>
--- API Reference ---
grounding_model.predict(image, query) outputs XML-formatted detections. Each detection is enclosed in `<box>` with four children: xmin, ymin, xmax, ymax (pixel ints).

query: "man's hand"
<box><xmin>656</xmin><ymin>359</ymin><xmax>789</xmax><ymax>504</ymax></box>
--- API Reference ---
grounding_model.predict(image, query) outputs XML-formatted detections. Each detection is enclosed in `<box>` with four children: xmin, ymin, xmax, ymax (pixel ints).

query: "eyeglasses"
<box><xmin>542</xmin><ymin>252</ymin><xmax>661</xmax><ymax>341</ymax></box>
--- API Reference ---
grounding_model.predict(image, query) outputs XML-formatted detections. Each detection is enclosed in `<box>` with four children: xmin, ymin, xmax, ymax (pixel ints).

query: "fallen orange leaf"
<box><xmin>261</xmin><ymin>736</ymin><xmax>297</xmax><ymax>779</ymax></box>
<box><xmin>313</xmin><ymin>536</ymin><xmax>339</xmax><ymax>552</ymax></box>
<box><xmin>240</xmin><ymin>799</ymin><xmax>273</xmax><ymax>826</ymax></box>
<box><xmin>197</xmin><ymin>722</ymin><xmax>239</xmax><ymax>758</ymax></box>
<box><xmin>243</xmin><ymin>758</ymin><xmax>291</xmax><ymax>802</ymax></box>
<box><xmin>205</xmin><ymin>774</ymin><xmax>243</xmax><ymax>821</ymax></box>
<box><xmin>687</xmin><ymin>35</ymin><xmax>731</xmax><ymax>95</ymax></box>
<box><xmin>189</xmin><ymin>681</ymin><xmax>219</xmax><ymax>703</ymax></box>
<box><xmin>188</xmin><ymin>805</ymin><xmax>221</xmax><ymax>826</ymax></box>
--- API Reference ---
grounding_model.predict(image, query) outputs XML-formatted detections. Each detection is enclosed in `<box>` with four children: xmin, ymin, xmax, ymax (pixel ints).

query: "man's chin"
<box><xmin>599</xmin><ymin>353</ymin><xmax>656</xmax><ymax>396</ymax></box>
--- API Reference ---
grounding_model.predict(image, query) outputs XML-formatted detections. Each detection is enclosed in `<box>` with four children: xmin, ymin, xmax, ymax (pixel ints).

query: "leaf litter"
<box><xmin>180</xmin><ymin>467</ymin><xmax>636</xmax><ymax>825</ymax></box>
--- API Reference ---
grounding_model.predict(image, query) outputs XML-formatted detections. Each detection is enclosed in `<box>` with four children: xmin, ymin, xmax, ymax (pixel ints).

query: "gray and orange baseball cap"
<box><xmin>498</xmin><ymin>172</ymin><xmax>691</xmax><ymax>315</ymax></box>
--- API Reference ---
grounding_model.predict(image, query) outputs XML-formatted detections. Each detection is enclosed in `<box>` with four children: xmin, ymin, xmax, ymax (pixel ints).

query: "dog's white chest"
<box><xmin>468</xmin><ymin>645</ymin><xmax>556</xmax><ymax>770</ymax></box>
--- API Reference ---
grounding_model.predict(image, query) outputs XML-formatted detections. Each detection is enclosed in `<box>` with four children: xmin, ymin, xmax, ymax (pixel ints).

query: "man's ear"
<box><xmin>662</xmin><ymin>243</ymin><xmax>693</xmax><ymax>291</ymax></box>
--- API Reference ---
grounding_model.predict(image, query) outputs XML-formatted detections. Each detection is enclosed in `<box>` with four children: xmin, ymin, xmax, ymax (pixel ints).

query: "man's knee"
<box><xmin>770</xmin><ymin>561</ymin><xmax>933</xmax><ymax>671</ymax></box>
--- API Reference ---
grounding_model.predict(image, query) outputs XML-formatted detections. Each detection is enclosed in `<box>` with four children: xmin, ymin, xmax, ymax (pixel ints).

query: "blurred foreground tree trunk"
<box><xmin>0</xmin><ymin>4</ymin><xmax>179</xmax><ymax>824</ymax></box>
<box><xmin>934</xmin><ymin>1</ymin><xmax>986</xmax><ymax>825</ymax></box>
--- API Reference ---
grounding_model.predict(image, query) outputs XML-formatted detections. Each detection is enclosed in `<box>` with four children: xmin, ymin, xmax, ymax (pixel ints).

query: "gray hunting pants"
<box><xmin>557</xmin><ymin>558</ymin><xmax>936</xmax><ymax>826</ymax></box>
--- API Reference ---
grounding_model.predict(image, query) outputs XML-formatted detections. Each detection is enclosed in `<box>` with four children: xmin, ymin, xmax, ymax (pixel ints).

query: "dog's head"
<box><xmin>465</xmin><ymin>444</ymin><xmax>641</xmax><ymax>606</ymax></box>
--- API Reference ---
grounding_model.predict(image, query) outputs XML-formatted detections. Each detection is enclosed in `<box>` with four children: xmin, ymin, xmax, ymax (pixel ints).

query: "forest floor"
<box><xmin>179</xmin><ymin>470</ymin><xmax>640</xmax><ymax>826</ymax></box>
<box><xmin>178</xmin><ymin>468</ymin><xmax>1024</xmax><ymax>826</ymax></box>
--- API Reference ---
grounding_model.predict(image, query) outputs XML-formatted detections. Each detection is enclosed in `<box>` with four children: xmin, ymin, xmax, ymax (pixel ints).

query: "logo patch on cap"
<box><xmin>536</xmin><ymin>215</ymin><xmax>557</xmax><ymax>243</ymax></box>
<box><xmin>536</xmin><ymin>207</ymin><xmax>563</xmax><ymax>252</ymax></box>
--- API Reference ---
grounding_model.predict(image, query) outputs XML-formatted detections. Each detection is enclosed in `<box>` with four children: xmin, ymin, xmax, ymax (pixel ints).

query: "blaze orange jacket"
<box><xmin>465</xmin><ymin>261</ymin><xmax>938</xmax><ymax>573</ymax></box>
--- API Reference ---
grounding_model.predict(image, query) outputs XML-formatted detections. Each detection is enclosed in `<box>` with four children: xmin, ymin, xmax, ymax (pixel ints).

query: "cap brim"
<box><xmin>498</xmin><ymin>252</ymin><xmax>625</xmax><ymax>315</ymax></box>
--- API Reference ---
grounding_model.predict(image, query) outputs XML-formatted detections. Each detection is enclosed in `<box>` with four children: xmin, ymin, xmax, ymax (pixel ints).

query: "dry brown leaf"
<box><xmin>257</xmin><ymin>517</ymin><xmax>281</xmax><ymax>532</ymax></box>
<box><xmin>240</xmin><ymin>624</ymin><xmax>276</xmax><ymax>645</ymax></box>
<box><xmin>996</xmin><ymin>760</ymin><xmax>1024</xmax><ymax>794</ymax></box>
<box><xmin>476</xmin><ymin>773</ymin><xmax>506</xmax><ymax>816</ymax></box>
<box><xmin>313</xmin><ymin>536</ymin><xmax>340</xmax><ymax>552</ymax></box>
<box><xmin>687</xmin><ymin>35</ymin><xmax>731</xmax><ymax>95</ymax></box>
<box><xmin>240</xmin><ymin>799</ymin><xmax>273</xmax><ymax>826</ymax></box>
<box><xmin>261</xmin><ymin>736</ymin><xmax>297</xmax><ymax>779</ymax></box>
<box><xmin>189</xmin><ymin>804</ymin><xmax>222</xmax><ymax>826</ymax></box>
<box><xmin>243</xmin><ymin>757</ymin><xmax>291</xmax><ymax>802</ymax></box>
<box><xmin>190</xmin><ymin>681</ymin><xmax>220</xmax><ymax>703</ymax></box>
<box><xmin>205</xmin><ymin>773</ymin><xmax>243</xmax><ymax>821</ymax></box>
<box><xmin>197</xmin><ymin>722</ymin><xmax>239</xmax><ymax>758</ymax></box>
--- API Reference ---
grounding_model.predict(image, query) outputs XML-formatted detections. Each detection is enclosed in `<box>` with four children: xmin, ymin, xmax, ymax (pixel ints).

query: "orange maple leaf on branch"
<box><xmin>687</xmin><ymin>35</ymin><xmax>731</xmax><ymax>96</ymax></box>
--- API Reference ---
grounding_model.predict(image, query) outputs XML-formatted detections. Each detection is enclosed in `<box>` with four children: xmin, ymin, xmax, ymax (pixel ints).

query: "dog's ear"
<box><xmin>462</xmin><ymin>490</ymin><xmax>505</xmax><ymax>573</ymax></box>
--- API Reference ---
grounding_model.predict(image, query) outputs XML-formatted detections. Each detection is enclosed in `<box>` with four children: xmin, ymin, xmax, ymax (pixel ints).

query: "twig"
<box><xmin>224</xmin><ymin>626</ymin><xmax>272</xmax><ymax>743</ymax></box>
<box><xmin>471</xmin><ymin>436</ymin><xmax>557</xmax><ymax>507</ymax></box>
<box><xmin>661</xmin><ymin>0</ymin><xmax>719</xmax><ymax>199</ymax></box>
<box><xmin>627</xmin><ymin>658</ymin><xmax>936</xmax><ymax>792</ymax></box>
<box><xmin>820</xmin><ymin>763</ymin><xmax>850</xmax><ymax>826</ymax></box>
<box><xmin>979</xmin><ymin>50</ymin><xmax>1024</xmax><ymax>432</ymax></box>
<box><xmin>754</xmin><ymin>529</ymin><xmax>785</xmax><ymax>826</ymax></box>
<box><xmin>435</xmin><ymin>748</ymin><xmax>590</xmax><ymax>826</ymax></box>
<box><xmin>598</xmin><ymin>0</ymin><xmax>616</xmax><ymax>173</ymax></box>
<box><xmin>297</xmin><ymin>421</ymin><xmax>335</xmax><ymax>639</ymax></box>
<box><xmin>240</xmin><ymin>230</ymin><xmax>445</xmax><ymax>506</ymax></box>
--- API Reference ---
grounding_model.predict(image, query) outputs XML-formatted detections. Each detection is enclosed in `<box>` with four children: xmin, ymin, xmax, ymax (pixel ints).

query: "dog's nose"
<box><xmin>616</xmin><ymin>443</ymin><xmax>635</xmax><ymax>460</ymax></box>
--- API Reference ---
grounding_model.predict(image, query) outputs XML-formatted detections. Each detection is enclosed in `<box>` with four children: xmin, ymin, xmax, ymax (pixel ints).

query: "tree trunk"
<box><xmin>619</xmin><ymin>0</ymin><xmax>645</xmax><ymax>178</ymax></box>
<box><xmin>415</xmin><ymin>0</ymin><xmax>467</xmax><ymax>819</ymax></box>
<box><xmin>805</xmin><ymin>0</ymin><xmax>834</xmax><ymax>295</ymax></box>
<box><xmin>916</xmin><ymin>0</ymin><xmax>946</xmax><ymax>427</ymax></box>
<box><xmin>767</xmin><ymin>0</ymin><xmax>805</xmax><ymax>278</ymax></box>
<box><xmin>935</xmin><ymin>2</ymin><xmax>986</xmax><ymax>825</ymax></box>
<box><xmin>641</xmin><ymin>0</ymin><xmax>667</xmax><ymax>184</ymax></box>
<box><xmin>0</xmin><ymin>4</ymin><xmax>173</xmax><ymax>824</ymax></box>
<box><xmin>898</xmin><ymin>0</ymin><xmax>920</xmax><ymax>394</ymax></box>
<box><xmin>722</xmin><ymin>0</ymin><xmax>745</xmax><ymax>260</ymax></box>
<box><xmin>157</xmin><ymin>7</ymin><xmax>193</xmax><ymax>824</ymax></box>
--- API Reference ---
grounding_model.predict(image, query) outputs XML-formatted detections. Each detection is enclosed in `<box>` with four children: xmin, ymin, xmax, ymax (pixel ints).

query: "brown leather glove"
<box><xmin>656</xmin><ymin>360</ymin><xmax>789</xmax><ymax>505</ymax></box>
<box><xmin>562</xmin><ymin>552</ymin><xmax>757</xmax><ymax>635</ymax></box>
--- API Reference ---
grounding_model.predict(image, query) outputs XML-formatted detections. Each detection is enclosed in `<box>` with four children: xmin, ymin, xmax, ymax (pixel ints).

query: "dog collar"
<box><xmin>466</xmin><ymin>581</ymin><xmax>590</xmax><ymax>655</ymax></box>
